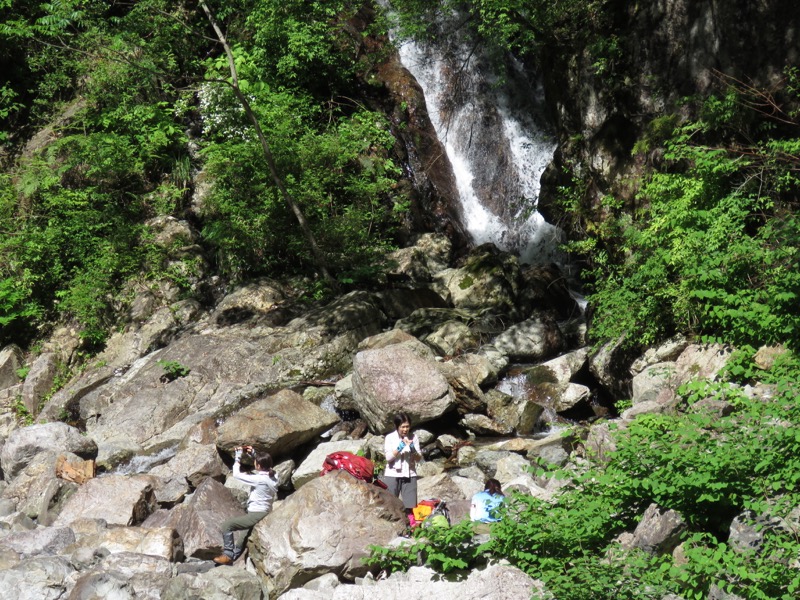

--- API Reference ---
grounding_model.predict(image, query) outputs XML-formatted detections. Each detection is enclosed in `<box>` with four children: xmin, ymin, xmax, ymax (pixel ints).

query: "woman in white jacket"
<box><xmin>213</xmin><ymin>445</ymin><xmax>278</xmax><ymax>565</ymax></box>
<box><xmin>383</xmin><ymin>412</ymin><xmax>423</xmax><ymax>527</ymax></box>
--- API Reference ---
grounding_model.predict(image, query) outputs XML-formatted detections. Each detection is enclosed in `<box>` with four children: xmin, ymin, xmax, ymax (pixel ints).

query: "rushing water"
<box><xmin>391</xmin><ymin>10</ymin><xmax>563</xmax><ymax>266</ymax></box>
<box><xmin>112</xmin><ymin>446</ymin><xmax>177</xmax><ymax>475</ymax></box>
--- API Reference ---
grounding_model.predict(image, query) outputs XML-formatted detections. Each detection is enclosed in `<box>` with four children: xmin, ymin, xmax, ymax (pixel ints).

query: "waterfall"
<box><xmin>390</xmin><ymin>11</ymin><xmax>562</xmax><ymax>266</ymax></box>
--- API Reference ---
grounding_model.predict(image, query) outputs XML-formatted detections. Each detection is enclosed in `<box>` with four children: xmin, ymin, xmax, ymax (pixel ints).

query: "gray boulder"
<box><xmin>162</xmin><ymin>565</ymin><xmax>266</xmax><ymax>600</ymax></box>
<box><xmin>1</xmin><ymin>450</ymin><xmax>80</xmax><ymax>522</ymax></box>
<box><xmin>66</xmin><ymin>526</ymin><xmax>183</xmax><ymax>562</ymax></box>
<box><xmin>630</xmin><ymin>335</ymin><xmax>689</xmax><ymax>375</ymax></box>
<box><xmin>0</xmin><ymin>422</ymin><xmax>97</xmax><ymax>480</ymax></box>
<box><xmin>249</xmin><ymin>470</ymin><xmax>405</xmax><ymax>596</ymax></box>
<box><xmin>619</xmin><ymin>503</ymin><xmax>686</xmax><ymax>555</ymax></box>
<box><xmin>631</xmin><ymin>362</ymin><xmax>678</xmax><ymax>405</ymax></box>
<box><xmin>417</xmin><ymin>472</ymin><xmax>471</xmax><ymax>503</ymax></box>
<box><xmin>438</xmin><ymin>354</ymin><xmax>495</xmax><ymax>414</ymax></box>
<box><xmin>279</xmin><ymin>563</ymin><xmax>545</xmax><ymax>600</ymax></box>
<box><xmin>216</xmin><ymin>389</ymin><xmax>339</xmax><ymax>457</ymax></box>
<box><xmin>212</xmin><ymin>277</ymin><xmax>285</xmax><ymax>324</ymax></box>
<box><xmin>70</xmin><ymin>552</ymin><xmax>175</xmax><ymax>600</ymax></box>
<box><xmin>434</xmin><ymin>245</ymin><xmax>521</xmax><ymax>316</ymax></box>
<box><xmin>0</xmin><ymin>525</ymin><xmax>76</xmax><ymax>557</ymax></box>
<box><xmin>291</xmin><ymin>439</ymin><xmax>368</xmax><ymax>490</ymax></box>
<box><xmin>149</xmin><ymin>443</ymin><xmax>227</xmax><ymax>503</ymax></box>
<box><xmin>425</xmin><ymin>321</ymin><xmax>481</xmax><ymax>356</ymax></box>
<box><xmin>352</xmin><ymin>343</ymin><xmax>456</xmax><ymax>433</ymax></box>
<box><xmin>485</xmin><ymin>389</ymin><xmax>544</xmax><ymax>435</ymax></box>
<box><xmin>492</xmin><ymin>316</ymin><xmax>565</xmax><ymax>362</ymax></box>
<box><xmin>530</xmin><ymin>348</ymin><xmax>589</xmax><ymax>386</ymax></box>
<box><xmin>54</xmin><ymin>474</ymin><xmax>157</xmax><ymax>527</ymax></box>
<box><xmin>0</xmin><ymin>555</ymin><xmax>75</xmax><ymax>600</ymax></box>
<box><xmin>142</xmin><ymin>477</ymin><xmax>242</xmax><ymax>559</ymax></box>
<box><xmin>20</xmin><ymin>352</ymin><xmax>59</xmax><ymax>415</ymax></box>
<box><xmin>0</xmin><ymin>344</ymin><xmax>23</xmax><ymax>391</ymax></box>
<box><xmin>459</xmin><ymin>414</ymin><xmax>512</xmax><ymax>436</ymax></box>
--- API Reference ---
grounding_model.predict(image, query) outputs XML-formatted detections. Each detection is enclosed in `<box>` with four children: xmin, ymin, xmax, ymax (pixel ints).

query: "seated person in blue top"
<box><xmin>470</xmin><ymin>478</ymin><xmax>505</xmax><ymax>523</ymax></box>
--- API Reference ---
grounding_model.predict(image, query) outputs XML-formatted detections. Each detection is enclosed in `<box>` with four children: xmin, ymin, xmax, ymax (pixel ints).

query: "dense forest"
<box><xmin>2</xmin><ymin>1</ymin><xmax>800</xmax><ymax>598</ymax></box>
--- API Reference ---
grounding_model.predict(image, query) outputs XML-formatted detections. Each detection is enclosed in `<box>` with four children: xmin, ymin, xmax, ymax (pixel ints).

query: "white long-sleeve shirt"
<box><xmin>233</xmin><ymin>459</ymin><xmax>278</xmax><ymax>513</ymax></box>
<box><xmin>383</xmin><ymin>430</ymin><xmax>421</xmax><ymax>478</ymax></box>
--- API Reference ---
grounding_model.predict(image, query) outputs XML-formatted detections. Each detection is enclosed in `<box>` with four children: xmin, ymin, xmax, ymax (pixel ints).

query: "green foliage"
<box><xmin>366</xmin><ymin>520</ymin><xmax>489</xmax><ymax>575</ymax></box>
<box><xmin>157</xmin><ymin>359</ymin><xmax>190</xmax><ymax>382</ymax></box>
<box><xmin>0</xmin><ymin>0</ymin><xmax>204</xmax><ymax>346</ymax></box>
<box><xmin>385</xmin><ymin>0</ymin><xmax>611</xmax><ymax>57</ymax></box>
<box><xmin>11</xmin><ymin>394</ymin><xmax>34</xmax><ymax>426</ymax></box>
<box><xmin>584</xmin><ymin>81</ymin><xmax>800</xmax><ymax>350</ymax></box>
<box><xmin>198</xmin><ymin>62</ymin><xmax>402</xmax><ymax>281</ymax></box>
<box><xmin>245</xmin><ymin>0</ymin><xmax>359</xmax><ymax>94</ymax></box>
<box><xmin>371</xmin><ymin>362</ymin><xmax>800</xmax><ymax>598</ymax></box>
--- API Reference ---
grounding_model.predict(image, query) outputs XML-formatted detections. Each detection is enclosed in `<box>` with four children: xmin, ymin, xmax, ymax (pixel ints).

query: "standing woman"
<box><xmin>213</xmin><ymin>445</ymin><xmax>278</xmax><ymax>565</ymax></box>
<box><xmin>383</xmin><ymin>412</ymin><xmax>423</xmax><ymax>528</ymax></box>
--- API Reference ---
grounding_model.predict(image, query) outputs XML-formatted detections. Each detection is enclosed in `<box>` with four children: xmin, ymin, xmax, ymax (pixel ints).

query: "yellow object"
<box><xmin>412</xmin><ymin>503</ymin><xmax>434</xmax><ymax>521</ymax></box>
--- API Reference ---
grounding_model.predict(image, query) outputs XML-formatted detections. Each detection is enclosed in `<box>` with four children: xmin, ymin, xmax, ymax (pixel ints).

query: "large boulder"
<box><xmin>20</xmin><ymin>352</ymin><xmax>59</xmax><ymax>415</ymax></box>
<box><xmin>0</xmin><ymin>556</ymin><xmax>75</xmax><ymax>600</ymax></box>
<box><xmin>211</xmin><ymin>277</ymin><xmax>285</xmax><ymax>325</ymax></box>
<box><xmin>485</xmin><ymin>389</ymin><xmax>544</xmax><ymax>435</ymax></box>
<box><xmin>54</xmin><ymin>474</ymin><xmax>157</xmax><ymax>527</ymax></box>
<box><xmin>434</xmin><ymin>245</ymin><xmax>521</xmax><ymax>316</ymax></box>
<box><xmin>249</xmin><ymin>470</ymin><xmax>406</xmax><ymax>597</ymax></box>
<box><xmin>527</xmin><ymin>348</ymin><xmax>589</xmax><ymax>386</ymax></box>
<box><xmin>631</xmin><ymin>362</ymin><xmax>678</xmax><ymax>405</ymax></box>
<box><xmin>0</xmin><ymin>526</ymin><xmax>76</xmax><ymax>558</ymax></box>
<box><xmin>279</xmin><ymin>563</ymin><xmax>545</xmax><ymax>600</ymax></box>
<box><xmin>1</xmin><ymin>451</ymin><xmax>81</xmax><ymax>522</ymax></box>
<box><xmin>66</xmin><ymin>526</ymin><xmax>183</xmax><ymax>562</ymax></box>
<box><xmin>70</xmin><ymin>552</ymin><xmax>175</xmax><ymax>600</ymax></box>
<box><xmin>148</xmin><ymin>442</ymin><xmax>228</xmax><ymax>504</ymax></box>
<box><xmin>291</xmin><ymin>439</ymin><xmax>368</xmax><ymax>491</ymax></box>
<box><xmin>632</xmin><ymin>344</ymin><xmax>733</xmax><ymax>409</ymax></box>
<box><xmin>0</xmin><ymin>422</ymin><xmax>97</xmax><ymax>480</ymax></box>
<box><xmin>618</xmin><ymin>503</ymin><xmax>686</xmax><ymax>555</ymax></box>
<box><xmin>438</xmin><ymin>353</ymin><xmax>497</xmax><ymax>414</ymax></box>
<box><xmin>417</xmin><ymin>472</ymin><xmax>471</xmax><ymax>503</ymax></box>
<box><xmin>588</xmin><ymin>336</ymin><xmax>638</xmax><ymax>399</ymax></box>
<box><xmin>0</xmin><ymin>345</ymin><xmax>23</xmax><ymax>391</ymax></box>
<box><xmin>162</xmin><ymin>564</ymin><xmax>266</xmax><ymax>600</ymax></box>
<box><xmin>216</xmin><ymin>389</ymin><xmax>339</xmax><ymax>457</ymax></box>
<box><xmin>352</xmin><ymin>343</ymin><xmax>456</xmax><ymax>433</ymax></box>
<box><xmin>492</xmin><ymin>316</ymin><xmax>565</xmax><ymax>362</ymax></box>
<box><xmin>98</xmin><ymin>303</ymin><xmax>195</xmax><ymax>369</ymax></box>
<box><xmin>142</xmin><ymin>477</ymin><xmax>242</xmax><ymax>559</ymax></box>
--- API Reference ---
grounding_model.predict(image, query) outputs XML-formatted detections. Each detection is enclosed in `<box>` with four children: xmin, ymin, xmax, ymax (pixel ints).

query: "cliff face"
<box><xmin>537</xmin><ymin>0</ymin><xmax>800</xmax><ymax>222</ymax></box>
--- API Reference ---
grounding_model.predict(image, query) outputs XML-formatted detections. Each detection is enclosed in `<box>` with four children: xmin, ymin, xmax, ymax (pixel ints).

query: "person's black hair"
<box><xmin>393</xmin><ymin>412</ymin><xmax>412</xmax><ymax>430</ymax></box>
<box><xmin>255</xmin><ymin>452</ymin><xmax>276</xmax><ymax>477</ymax></box>
<box><xmin>484</xmin><ymin>478</ymin><xmax>504</xmax><ymax>496</ymax></box>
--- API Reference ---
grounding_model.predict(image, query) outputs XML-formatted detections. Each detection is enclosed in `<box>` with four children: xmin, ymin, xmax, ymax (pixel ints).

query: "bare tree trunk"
<box><xmin>198</xmin><ymin>0</ymin><xmax>337</xmax><ymax>289</ymax></box>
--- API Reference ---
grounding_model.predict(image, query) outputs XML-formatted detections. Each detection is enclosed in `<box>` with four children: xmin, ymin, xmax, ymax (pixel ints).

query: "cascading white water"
<box><xmin>391</xmin><ymin>11</ymin><xmax>563</xmax><ymax>266</ymax></box>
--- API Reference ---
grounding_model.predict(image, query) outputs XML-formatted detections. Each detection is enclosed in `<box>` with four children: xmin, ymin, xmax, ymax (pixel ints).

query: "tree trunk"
<box><xmin>199</xmin><ymin>0</ymin><xmax>337</xmax><ymax>289</ymax></box>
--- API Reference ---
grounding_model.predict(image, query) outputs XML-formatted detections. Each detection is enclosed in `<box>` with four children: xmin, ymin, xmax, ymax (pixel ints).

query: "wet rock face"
<box><xmin>364</xmin><ymin>27</ymin><xmax>465</xmax><ymax>243</ymax></box>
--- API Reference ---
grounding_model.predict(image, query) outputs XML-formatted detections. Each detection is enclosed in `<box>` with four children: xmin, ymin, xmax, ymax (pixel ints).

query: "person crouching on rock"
<box><xmin>214</xmin><ymin>445</ymin><xmax>278</xmax><ymax>565</ymax></box>
<box><xmin>383</xmin><ymin>412</ymin><xmax>423</xmax><ymax>529</ymax></box>
<box><xmin>470</xmin><ymin>478</ymin><xmax>505</xmax><ymax>523</ymax></box>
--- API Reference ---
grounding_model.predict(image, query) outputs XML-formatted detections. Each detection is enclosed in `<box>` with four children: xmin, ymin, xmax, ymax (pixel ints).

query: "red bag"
<box><xmin>320</xmin><ymin>451</ymin><xmax>388</xmax><ymax>489</ymax></box>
